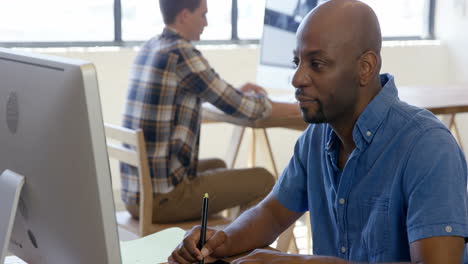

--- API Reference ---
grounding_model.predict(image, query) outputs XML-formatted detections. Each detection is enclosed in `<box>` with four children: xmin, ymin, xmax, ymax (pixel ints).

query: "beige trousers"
<box><xmin>125</xmin><ymin>158</ymin><xmax>275</xmax><ymax>223</ymax></box>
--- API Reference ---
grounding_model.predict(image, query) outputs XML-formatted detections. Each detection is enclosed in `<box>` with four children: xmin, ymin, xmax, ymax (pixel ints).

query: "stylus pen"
<box><xmin>198</xmin><ymin>193</ymin><xmax>209</xmax><ymax>264</ymax></box>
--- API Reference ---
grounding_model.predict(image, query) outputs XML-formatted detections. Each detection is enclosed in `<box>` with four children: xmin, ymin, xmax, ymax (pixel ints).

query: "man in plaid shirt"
<box><xmin>121</xmin><ymin>0</ymin><xmax>297</xmax><ymax>223</ymax></box>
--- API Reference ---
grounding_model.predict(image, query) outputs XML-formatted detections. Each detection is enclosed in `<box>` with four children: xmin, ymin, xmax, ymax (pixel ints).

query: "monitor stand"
<box><xmin>0</xmin><ymin>170</ymin><xmax>25</xmax><ymax>264</ymax></box>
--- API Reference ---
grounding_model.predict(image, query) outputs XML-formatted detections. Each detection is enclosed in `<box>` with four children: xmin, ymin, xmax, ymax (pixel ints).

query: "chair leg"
<box><xmin>225</xmin><ymin>126</ymin><xmax>246</xmax><ymax>169</ymax></box>
<box><xmin>288</xmin><ymin>235</ymin><xmax>299</xmax><ymax>254</ymax></box>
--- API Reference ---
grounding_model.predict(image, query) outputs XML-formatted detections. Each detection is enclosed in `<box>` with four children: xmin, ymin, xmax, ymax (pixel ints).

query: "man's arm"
<box><xmin>168</xmin><ymin>193</ymin><xmax>302</xmax><ymax>263</ymax></box>
<box><xmin>269</xmin><ymin>101</ymin><xmax>301</xmax><ymax>119</ymax></box>
<box><xmin>229</xmin><ymin>236</ymin><xmax>466</xmax><ymax>264</ymax></box>
<box><xmin>238</xmin><ymin>83</ymin><xmax>302</xmax><ymax>119</ymax></box>
<box><xmin>178</xmin><ymin>47</ymin><xmax>272</xmax><ymax>120</ymax></box>
<box><xmin>409</xmin><ymin>236</ymin><xmax>465</xmax><ymax>264</ymax></box>
<box><xmin>219</xmin><ymin>193</ymin><xmax>303</xmax><ymax>256</ymax></box>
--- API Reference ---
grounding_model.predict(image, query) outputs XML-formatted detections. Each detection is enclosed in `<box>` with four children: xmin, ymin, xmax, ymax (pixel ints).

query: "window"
<box><xmin>203</xmin><ymin>0</ymin><xmax>232</xmax><ymax>40</ymax></box>
<box><xmin>0</xmin><ymin>0</ymin><xmax>113</xmax><ymax>42</ymax></box>
<box><xmin>361</xmin><ymin>0</ymin><xmax>431</xmax><ymax>38</ymax></box>
<box><xmin>121</xmin><ymin>0</ymin><xmax>163</xmax><ymax>42</ymax></box>
<box><xmin>238</xmin><ymin>0</ymin><xmax>266</xmax><ymax>39</ymax></box>
<box><xmin>121</xmin><ymin>0</ymin><xmax>231</xmax><ymax>41</ymax></box>
<box><xmin>0</xmin><ymin>0</ymin><xmax>435</xmax><ymax>47</ymax></box>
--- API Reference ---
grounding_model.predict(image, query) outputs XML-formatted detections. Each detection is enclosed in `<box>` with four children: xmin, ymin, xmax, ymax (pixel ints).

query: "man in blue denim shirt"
<box><xmin>170</xmin><ymin>0</ymin><xmax>468</xmax><ymax>263</ymax></box>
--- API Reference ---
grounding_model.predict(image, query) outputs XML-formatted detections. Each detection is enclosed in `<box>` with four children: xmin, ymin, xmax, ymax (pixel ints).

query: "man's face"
<box><xmin>292</xmin><ymin>16</ymin><xmax>361</xmax><ymax>124</ymax></box>
<box><xmin>184</xmin><ymin>0</ymin><xmax>208</xmax><ymax>41</ymax></box>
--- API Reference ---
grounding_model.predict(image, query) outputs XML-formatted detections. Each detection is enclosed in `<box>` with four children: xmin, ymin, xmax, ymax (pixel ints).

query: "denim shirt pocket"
<box><xmin>360</xmin><ymin>196</ymin><xmax>389</xmax><ymax>261</ymax></box>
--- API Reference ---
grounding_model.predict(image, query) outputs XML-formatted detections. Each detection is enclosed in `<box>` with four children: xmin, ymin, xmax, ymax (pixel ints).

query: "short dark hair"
<box><xmin>159</xmin><ymin>0</ymin><xmax>202</xmax><ymax>24</ymax></box>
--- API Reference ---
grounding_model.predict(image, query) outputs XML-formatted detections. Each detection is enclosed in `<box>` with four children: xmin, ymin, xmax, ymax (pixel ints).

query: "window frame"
<box><xmin>0</xmin><ymin>0</ymin><xmax>436</xmax><ymax>48</ymax></box>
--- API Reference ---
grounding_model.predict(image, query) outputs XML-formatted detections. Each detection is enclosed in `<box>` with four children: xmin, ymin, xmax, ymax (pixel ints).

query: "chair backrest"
<box><xmin>104</xmin><ymin>123</ymin><xmax>153</xmax><ymax>236</ymax></box>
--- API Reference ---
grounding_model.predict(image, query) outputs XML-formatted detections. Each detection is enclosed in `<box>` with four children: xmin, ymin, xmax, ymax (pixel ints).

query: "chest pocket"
<box><xmin>360</xmin><ymin>196</ymin><xmax>389</xmax><ymax>261</ymax></box>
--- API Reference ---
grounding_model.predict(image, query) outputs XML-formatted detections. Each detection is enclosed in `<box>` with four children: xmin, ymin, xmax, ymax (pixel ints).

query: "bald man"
<box><xmin>169</xmin><ymin>1</ymin><xmax>468</xmax><ymax>263</ymax></box>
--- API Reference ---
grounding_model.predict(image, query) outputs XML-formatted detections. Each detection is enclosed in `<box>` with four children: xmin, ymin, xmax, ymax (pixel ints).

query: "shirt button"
<box><xmin>366</xmin><ymin>131</ymin><xmax>372</xmax><ymax>137</ymax></box>
<box><xmin>341</xmin><ymin>246</ymin><xmax>347</xmax><ymax>253</ymax></box>
<box><xmin>339</xmin><ymin>198</ymin><xmax>346</xmax><ymax>205</ymax></box>
<box><xmin>445</xmin><ymin>226</ymin><xmax>453</xmax><ymax>233</ymax></box>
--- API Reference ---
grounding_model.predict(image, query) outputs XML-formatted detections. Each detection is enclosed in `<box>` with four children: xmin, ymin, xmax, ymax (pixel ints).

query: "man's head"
<box><xmin>159</xmin><ymin>0</ymin><xmax>208</xmax><ymax>41</ymax></box>
<box><xmin>292</xmin><ymin>0</ymin><xmax>382</xmax><ymax>125</ymax></box>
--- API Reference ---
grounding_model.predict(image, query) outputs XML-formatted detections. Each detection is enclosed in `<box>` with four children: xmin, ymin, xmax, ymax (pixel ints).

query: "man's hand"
<box><xmin>239</xmin><ymin>83</ymin><xmax>268</xmax><ymax>96</ymax></box>
<box><xmin>168</xmin><ymin>226</ymin><xmax>230</xmax><ymax>264</ymax></box>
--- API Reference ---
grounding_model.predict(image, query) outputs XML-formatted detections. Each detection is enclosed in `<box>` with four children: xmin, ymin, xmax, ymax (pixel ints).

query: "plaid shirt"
<box><xmin>120</xmin><ymin>28</ymin><xmax>272</xmax><ymax>205</ymax></box>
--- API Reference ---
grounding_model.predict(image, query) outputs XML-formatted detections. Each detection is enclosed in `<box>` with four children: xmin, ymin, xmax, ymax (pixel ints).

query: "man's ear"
<box><xmin>358</xmin><ymin>51</ymin><xmax>379</xmax><ymax>86</ymax></box>
<box><xmin>176</xmin><ymin>8</ymin><xmax>191</xmax><ymax>25</ymax></box>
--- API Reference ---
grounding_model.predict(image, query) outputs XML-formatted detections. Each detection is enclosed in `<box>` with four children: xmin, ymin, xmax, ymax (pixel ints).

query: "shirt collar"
<box><xmin>161</xmin><ymin>26</ymin><xmax>184</xmax><ymax>40</ymax></box>
<box><xmin>326</xmin><ymin>129</ymin><xmax>337</xmax><ymax>151</ymax></box>
<box><xmin>353</xmin><ymin>73</ymin><xmax>398</xmax><ymax>147</ymax></box>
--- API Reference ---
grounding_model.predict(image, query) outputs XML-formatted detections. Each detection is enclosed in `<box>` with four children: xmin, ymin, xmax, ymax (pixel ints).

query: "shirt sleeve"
<box><xmin>272</xmin><ymin>126</ymin><xmax>312</xmax><ymax>213</ymax></box>
<box><xmin>176</xmin><ymin>46</ymin><xmax>272</xmax><ymax>120</ymax></box>
<box><xmin>404</xmin><ymin>127</ymin><xmax>468</xmax><ymax>243</ymax></box>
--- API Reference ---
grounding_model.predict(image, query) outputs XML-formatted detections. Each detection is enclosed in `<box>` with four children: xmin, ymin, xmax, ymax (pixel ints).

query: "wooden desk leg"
<box><xmin>451</xmin><ymin>117</ymin><xmax>464</xmax><ymax>152</ymax></box>
<box><xmin>260</xmin><ymin>128</ymin><xmax>279</xmax><ymax>179</ymax></box>
<box><xmin>248</xmin><ymin>128</ymin><xmax>257</xmax><ymax>167</ymax></box>
<box><xmin>440</xmin><ymin>114</ymin><xmax>464</xmax><ymax>151</ymax></box>
<box><xmin>225</xmin><ymin>126</ymin><xmax>246</xmax><ymax>169</ymax></box>
<box><xmin>439</xmin><ymin>114</ymin><xmax>453</xmax><ymax>129</ymax></box>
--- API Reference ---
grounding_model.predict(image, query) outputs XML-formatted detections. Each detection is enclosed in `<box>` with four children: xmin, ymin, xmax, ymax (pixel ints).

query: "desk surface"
<box><xmin>202</xmin><ymin>103</ymin><xmax>306</xmax><ymax>129</ymax></box>
<box><xmin>202</xmin><ymin>85</ymin><xmax>468</xmax><ymax>127</ymax></box>
<box><xmin>202</xmin><ymin>94</ymin><xmax>305</xmax><ymax>129</ymax></box>
<box><xmin>398</xmin><ymin>85</ymin><xmax>468</xmax><ymax>115</ymax></box>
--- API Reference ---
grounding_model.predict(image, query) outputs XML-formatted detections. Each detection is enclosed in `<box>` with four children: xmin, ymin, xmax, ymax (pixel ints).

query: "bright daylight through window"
<box><xmin>0</xmin><ymin>0</ymin><xmax>113</xmax><ymax>42</ymax></box>
<box><xmin>0</xmin><ymin>0</ymin><xmax>432</xmax><ymax>45</ymax></box>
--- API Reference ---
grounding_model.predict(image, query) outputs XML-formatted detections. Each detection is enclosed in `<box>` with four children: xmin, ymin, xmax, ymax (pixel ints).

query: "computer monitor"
<box><xmin>257</xmin><ymin>0</ymin><xmax>326</xmax><ymax>91</ymax></box>
<box><xmin>0</xmin><ymin>48</ymin><xmax>122</xmax><ymax>263</ymax></box>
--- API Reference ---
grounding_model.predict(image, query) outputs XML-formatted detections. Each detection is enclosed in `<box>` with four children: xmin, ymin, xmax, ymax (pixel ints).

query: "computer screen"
<box><xmin>257</xmin><ymin>0</ymin><xmax>326</xmax><ymax>91</ymax></box>
<box><xmin>0</xmin><ymin>48</ymin><xmax>122</xmax><ymax>263</ymax></box>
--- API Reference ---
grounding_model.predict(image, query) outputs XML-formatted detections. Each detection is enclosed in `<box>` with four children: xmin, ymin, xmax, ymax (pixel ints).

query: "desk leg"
<box><xmin>226</xmin><ymin>126</ymin><xmax>245</xmax><ymax>169</ymax></box>
<box><xmin>451</xmin><ymin>117</ymin><xmax>464</xmax><ymax>152</ymax></box>
<box><xmin>439</xmin><ymin>114</ymin><xmax>453</xmax><ymax>129</ymax></box>
<box><xmin>260</xmin><ymin>128</ymin><xmax>279</xmax><ymax>179</ymax></box>
<box><xmin>248</xmin><ymin>128</ymin><xmax>257</xmax><ymax>167</ymax></box>
<box><xmin>440</xmin><ymin>114</ymin><xmax>464</xmax><ymax>151</ymax></box>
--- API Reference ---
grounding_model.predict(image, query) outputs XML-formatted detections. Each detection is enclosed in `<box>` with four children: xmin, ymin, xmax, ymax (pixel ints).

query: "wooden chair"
<box><xmin>104</xmin><ymin>123</ymin><xmax>231</xmax><ymax>237</ymax></box>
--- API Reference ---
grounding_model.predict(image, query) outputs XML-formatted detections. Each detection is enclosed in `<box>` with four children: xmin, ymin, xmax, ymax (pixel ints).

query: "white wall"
<box><xmin>436</xmin><ymin>0</ymin><xmax>468</xmax><ymax>149</ymax></box>
<box><xmin>33</xmin><ymin>39</ymin><xmax>455</xmax><ymax>209</ymax></box>
<box><xmin>436</xmin><ymin>0</ymin><xmax>468</xmax><ymax>84</ymax></box>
